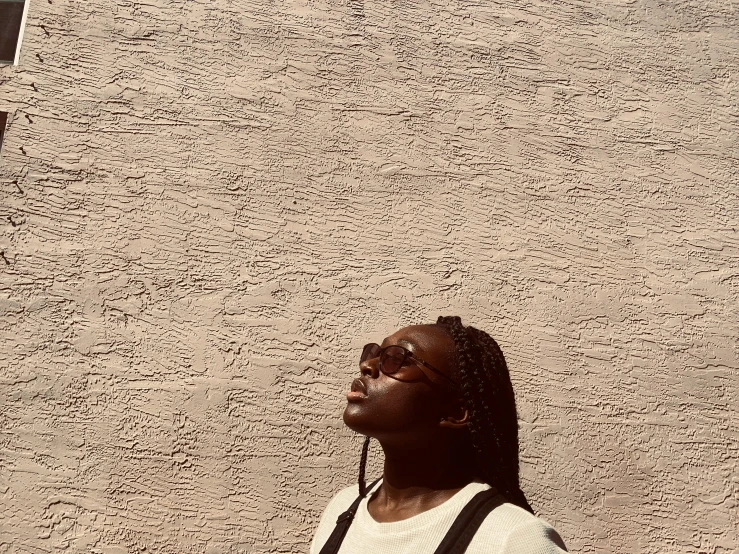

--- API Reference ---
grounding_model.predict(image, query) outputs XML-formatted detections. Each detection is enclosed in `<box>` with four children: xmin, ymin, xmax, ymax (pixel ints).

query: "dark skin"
<box><xmin>343</xmin><ymin>324</ymin><xmax>476</xmax><ymax>523</ymax></box>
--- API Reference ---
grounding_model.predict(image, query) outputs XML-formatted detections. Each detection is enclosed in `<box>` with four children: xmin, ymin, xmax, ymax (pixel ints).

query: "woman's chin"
<box><xmin>342</xmin><ymin>403</ymin><xmax>364</xmax><ymax>430</ymax></box>
<box><xmin>342</xmin><ymin>404</ymin><xmax>380</xmax><ymax>436</ymax></box>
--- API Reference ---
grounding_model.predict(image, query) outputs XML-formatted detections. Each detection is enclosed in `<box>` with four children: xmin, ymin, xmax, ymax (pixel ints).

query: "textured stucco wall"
<box><xmin>1</xmin><ymin>1</ymin><xmax>738</xmax><ymax>553</ymax></box>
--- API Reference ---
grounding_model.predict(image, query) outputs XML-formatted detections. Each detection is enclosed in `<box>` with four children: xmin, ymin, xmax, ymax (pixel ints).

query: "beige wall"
<box><xmin>1</xmin><ymin>0</ymin><xmax>737</xmax><ymax>552</ymax></box>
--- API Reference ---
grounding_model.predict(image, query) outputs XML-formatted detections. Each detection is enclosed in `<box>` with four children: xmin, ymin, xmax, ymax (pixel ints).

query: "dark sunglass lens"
<box><xmin>360</xmin><ymin>343</ymin><xmax>381</xmax><ymax>364</ymax></box>
<box><xmin>381</xmin><ymin>346</ymin><xmax>406</xmax><ymax>374</ymax></box>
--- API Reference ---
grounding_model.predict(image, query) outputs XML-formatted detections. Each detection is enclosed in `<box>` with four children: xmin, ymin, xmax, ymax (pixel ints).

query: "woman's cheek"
<box><xmin>343</xmin><ymin>383</ymin><xmax>439</xmax><ymax>435</ymax></box>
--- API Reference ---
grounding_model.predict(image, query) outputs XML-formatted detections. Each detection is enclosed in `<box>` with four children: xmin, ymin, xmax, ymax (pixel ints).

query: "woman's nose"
<box><xmin>360</xmin><ymin>358</ymin><xmax>380</xmax><ymax>378</ymax></box>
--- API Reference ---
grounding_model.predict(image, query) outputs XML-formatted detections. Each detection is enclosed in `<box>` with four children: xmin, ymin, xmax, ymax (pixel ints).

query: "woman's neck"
<box><xmin>366</xmin><ymin>440</ymin><xmax>476</xmax><ymax>523</ymax></box>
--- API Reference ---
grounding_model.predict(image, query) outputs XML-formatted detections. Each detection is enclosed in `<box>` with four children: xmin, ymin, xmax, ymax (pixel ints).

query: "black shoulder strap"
<box><xmin>432</xmin><ymin>488</ymin><xmax>506</xmax><ymax>554</ymax></box>
<box><xmin>318</xmin><ymin>479</ymin><xmax>382</xmax><ymax>554</ymax></box>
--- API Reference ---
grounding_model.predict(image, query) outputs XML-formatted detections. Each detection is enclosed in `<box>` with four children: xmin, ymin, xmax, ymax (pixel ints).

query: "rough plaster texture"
<box><xmin>0</xmin><ymin>0</ymin><xmax>738</xmax><ymax>553</ymax></box>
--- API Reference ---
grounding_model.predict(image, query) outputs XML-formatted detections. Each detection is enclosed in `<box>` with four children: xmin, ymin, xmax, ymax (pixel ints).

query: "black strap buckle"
<box><xmin>336</xmin><ymin>508</ymin><xmax>355</xmax><ymax>524</ymax></box>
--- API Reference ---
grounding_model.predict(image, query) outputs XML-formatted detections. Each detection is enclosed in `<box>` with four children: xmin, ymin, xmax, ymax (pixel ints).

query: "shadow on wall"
<box><xmin>0</xmin><ymin>0</ymin><xmax>29</xmax><ymax>65</ymax></box>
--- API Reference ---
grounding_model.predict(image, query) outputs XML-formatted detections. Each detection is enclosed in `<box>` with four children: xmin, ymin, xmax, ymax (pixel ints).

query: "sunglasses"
<box><xmin>360</xmin><ymin>343</ymin><xmax>459</xmax><ymax>387</ymax></box>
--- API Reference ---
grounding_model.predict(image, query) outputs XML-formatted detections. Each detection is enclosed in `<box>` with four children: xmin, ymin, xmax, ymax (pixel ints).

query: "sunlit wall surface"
<box><xmin>0</xmin><ymin>1</ymin><xmax>737</xmax><ymax>553</ymax></box>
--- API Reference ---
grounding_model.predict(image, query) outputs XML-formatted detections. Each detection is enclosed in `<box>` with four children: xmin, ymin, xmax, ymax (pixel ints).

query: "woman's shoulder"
<box><xmin>309</xmin><ymin>483</ymin><xmax>366</xmax><ymax>554</ymax></box>
<box><xmin>323</xmin><ymin>483</ymin><xmax>365</xmax><ymax>514</ymax></box>
<box><xmin>470</xmin><ymin>502</ymin><xmax>568</xmax><ymax>553</ymax></box>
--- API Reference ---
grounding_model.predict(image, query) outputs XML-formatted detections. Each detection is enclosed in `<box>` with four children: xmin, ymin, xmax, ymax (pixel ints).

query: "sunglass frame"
<box><xmin>360</xmin><ymin>343</ymin><xmax>459</xmax><ymax>387</ymax></box>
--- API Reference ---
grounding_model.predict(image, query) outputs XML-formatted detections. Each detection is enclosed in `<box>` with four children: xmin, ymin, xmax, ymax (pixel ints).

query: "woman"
<box><xmin>310</xmin><ymin>316</ymin><xmax>567</xmax><ymax>554</ymax></box>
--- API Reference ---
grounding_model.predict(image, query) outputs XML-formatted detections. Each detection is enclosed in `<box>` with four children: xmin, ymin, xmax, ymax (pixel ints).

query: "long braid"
<box><xmin>358</xmin><ymin>435</ymin><xmax>371</xmax><ymax>497</ymax></box>
<box><xmin>436</xmin><ymin>316</ymin><xmax>534</xmax><ymax>514</ymax></box>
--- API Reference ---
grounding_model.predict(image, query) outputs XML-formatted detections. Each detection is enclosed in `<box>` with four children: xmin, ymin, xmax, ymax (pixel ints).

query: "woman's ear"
<box><xmin>439</xmin><ymin>401</ymin><xmax>469</xmax><ymax>429</ymax></box>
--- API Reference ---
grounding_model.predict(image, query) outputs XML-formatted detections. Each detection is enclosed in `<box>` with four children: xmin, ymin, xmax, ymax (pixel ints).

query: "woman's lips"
<box><xmin>347</xmin><ymin>378</ymin><xmax>368</xmax><ymax>401</ymax></box>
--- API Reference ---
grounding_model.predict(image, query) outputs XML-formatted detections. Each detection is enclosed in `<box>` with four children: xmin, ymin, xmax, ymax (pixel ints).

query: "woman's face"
<box><xmin>342</xmin><ymin>324</ymin><xmax>461</xmax><ymax>445</ymax></box>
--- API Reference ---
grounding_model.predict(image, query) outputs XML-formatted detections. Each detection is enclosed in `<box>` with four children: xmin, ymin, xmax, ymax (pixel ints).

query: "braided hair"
<box><xmin>356</xmin><ymin>316</ymin><xmax>534</xmax><ymax>514</ymax></box>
